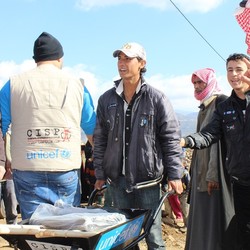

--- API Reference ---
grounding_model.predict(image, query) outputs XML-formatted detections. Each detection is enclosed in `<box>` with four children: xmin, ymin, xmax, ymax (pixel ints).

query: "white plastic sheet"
<box><xmin>29</xmin><ymin>201</ymin><xmax>127</xmax><ymax>231</ymax></box>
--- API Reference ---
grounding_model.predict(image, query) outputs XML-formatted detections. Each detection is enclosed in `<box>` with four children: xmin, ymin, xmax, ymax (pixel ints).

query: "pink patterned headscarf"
<box><xmin>191</xmin><ymin>68</ymin><xmax>222</xmax><ymax>102</ymax></box>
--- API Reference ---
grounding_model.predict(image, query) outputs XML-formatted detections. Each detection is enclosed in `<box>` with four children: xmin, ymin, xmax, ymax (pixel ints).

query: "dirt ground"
<box><xmin>162</xmin><ymin>217</ymin><xmax>186</xmax><ymax>249</ymax></box>
<box><xmin>0</xmin><ymin>236</ymin><xmax>12</xmax><ymax>249</ymax></box>
<box><xmin>0</xmin><ymin>218</ymin><xmax>16</xmax><ymax>249</ymax></box>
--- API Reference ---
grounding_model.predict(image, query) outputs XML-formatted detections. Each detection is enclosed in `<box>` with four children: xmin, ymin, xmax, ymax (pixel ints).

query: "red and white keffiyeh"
<box><xmin>235</xmin><ymin>1</ymin><xmax>250</xmax><ymax>54</ymax></box>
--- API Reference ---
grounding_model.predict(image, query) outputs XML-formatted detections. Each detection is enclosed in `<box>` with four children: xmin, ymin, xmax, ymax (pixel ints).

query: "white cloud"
<box><xmin>0</xmin><ymin>60</ymin><xmax>35</xmax><ymax>87</ymax></box>
<box><xmin>172</xmin><ymin>0</ymin><xmax>224</xmax><ymax>13</ymax></box>
<box><xmin>0</xmin><ymin>61</ymin><xmax>114</xmax><ymax>112</ymax></box>
<box><xmin>0</xmin><ymin>61</ymin><xmax>104</xmax><ymax>109</ymax></box>
<box><xmin>146</xmin><ymin>74</ymin><xmax>199</xmax><ymax>112</ymax></box>
<box><xmin>146</xmin><ymin>73</ymin><xmax>231</xmax><ymax>112</ymax></box>
<box><xmin>0</xmin><ymin>60</ymin><xmax>231</xmax><ymax>113</ymax></box>
<box><xmin>75</xmin><ymin>0</ymin><xmax>224</xmax><ymax>12</ymax></box>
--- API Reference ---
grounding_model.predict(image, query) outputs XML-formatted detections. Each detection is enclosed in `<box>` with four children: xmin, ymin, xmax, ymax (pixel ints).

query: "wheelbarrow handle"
<box><xmin>142</xmin><ymin>189</ymin><xmax>175</xmax><ymax>235</ymax></box>
<box><xmin>123</xmin><ymin>189</ymin><xmax>175</xmax><ymax>250</ymax></box>
<box><xmin>87</xmin><ymin>185</ymin><xmax>107</xmax><ymax>206</ymax></box>
<box><xmin>153</xmin><ymin>189</ymin><xmax>175</xmax><ymax>221</ymax></box>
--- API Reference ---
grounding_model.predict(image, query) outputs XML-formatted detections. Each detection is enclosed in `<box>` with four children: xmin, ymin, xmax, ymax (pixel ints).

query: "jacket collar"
<box><xmin>114</xmin><ymin>76</ymin><xmax>146</xmax><ymax>88</ymax></box>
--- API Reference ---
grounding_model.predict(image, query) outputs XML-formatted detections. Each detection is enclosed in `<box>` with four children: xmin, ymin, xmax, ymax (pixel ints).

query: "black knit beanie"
<box><xmin>33</xmin><ymin>32</ymin><xmax>64</xmax><ymax>63</ymax></box>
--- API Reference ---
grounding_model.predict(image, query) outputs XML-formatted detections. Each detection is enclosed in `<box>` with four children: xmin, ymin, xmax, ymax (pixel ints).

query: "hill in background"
<box><xmin>176</xmin><ymin>112</ymin><xmax>197</xmax><ymax>136</ymax></box>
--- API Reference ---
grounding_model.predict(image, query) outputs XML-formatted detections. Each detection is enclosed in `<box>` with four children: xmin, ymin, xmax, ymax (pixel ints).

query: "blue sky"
<box><xmin>0</xmin><ymin>0</ymin><xmax>247</xmax><ymax>112</ymax></box>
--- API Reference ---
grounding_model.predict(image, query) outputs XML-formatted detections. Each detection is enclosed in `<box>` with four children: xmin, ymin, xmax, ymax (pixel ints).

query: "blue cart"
<box><xmin>0</xmin><ymin>187</ymin><xmax>174</xmax><ymax>250</ymax></box>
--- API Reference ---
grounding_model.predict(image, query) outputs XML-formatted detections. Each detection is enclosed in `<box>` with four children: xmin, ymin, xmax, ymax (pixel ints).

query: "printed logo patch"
<box><xmin>26</xmin><ymin>149</ymin><xmax>71</xmax><ymax>160</ymax></box>
<box><xmin>27</xmin><ymin>127</ymin><xmax>72</xmax><ymax>144</ymax></box>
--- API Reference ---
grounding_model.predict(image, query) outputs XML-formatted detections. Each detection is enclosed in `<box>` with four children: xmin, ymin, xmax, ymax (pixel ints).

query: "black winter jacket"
<box><xmin>93</xmin><ymin>79</ymin><xmax>183</xmax><ymax>191</ymax></box>
<box><xmin>187</xmin><ymin>90</ymin><xmax>250</xmax><ymax>182</ymax></box>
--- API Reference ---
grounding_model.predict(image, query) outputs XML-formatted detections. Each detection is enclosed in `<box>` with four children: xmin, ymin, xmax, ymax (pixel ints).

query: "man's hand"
<box><xmin>180</xmin><ymin>138</ymin><xmax>186</xmax><ymax>147</ymax></box>
<box><xmin>168</xmin><ymin>179</ymin><xmax>183</xmax><ymax>195</ymax></box>
<box><xmin>94</xmin><ymin>179</ymin><xmax>106</xmax><ymax>190</ymax></box>
<box><xmin>207</xmin><ymin>181</ymin><xmax>219</xmax><ymax>196</ymax></box>
<box><xmin>4</xmin><ymin>159</ymin><xmax>12</xmax><ymax>180</ymax></box>
<box><xmin>241</xmin><ymin>57</ymin><xmax>250</xmax><ymax>87</ymax></box>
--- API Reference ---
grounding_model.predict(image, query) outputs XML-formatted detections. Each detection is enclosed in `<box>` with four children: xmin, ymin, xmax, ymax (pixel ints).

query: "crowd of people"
<box><xmin>0</xmin><ymin>29</ymin><xmax>250</xmax><ymax>250</ymax></box>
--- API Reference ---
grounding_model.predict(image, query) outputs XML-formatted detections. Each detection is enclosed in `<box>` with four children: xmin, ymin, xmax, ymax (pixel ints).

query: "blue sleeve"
<box><xmin>81</xmin><ymin>86</ymin><xmax>96</xmax><ymax>135</ymax></box>
<box><xmin>0</xmin><ymin>81</ymin><xmax>11</xmax><ymax>136</ymax></box>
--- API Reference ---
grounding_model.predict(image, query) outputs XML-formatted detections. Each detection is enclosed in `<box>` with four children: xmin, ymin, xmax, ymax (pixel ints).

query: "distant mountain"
<box><xmin>176</xmin><ymin>112</ymin><xmax>198</xmax><ymax>136</ymax></box>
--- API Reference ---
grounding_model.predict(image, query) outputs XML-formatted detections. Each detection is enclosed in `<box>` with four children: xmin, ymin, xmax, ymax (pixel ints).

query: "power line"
<box><xmin>170</xmin><ymin>0</ymin><xmax>226</xmax><ymax>62</ymax></box>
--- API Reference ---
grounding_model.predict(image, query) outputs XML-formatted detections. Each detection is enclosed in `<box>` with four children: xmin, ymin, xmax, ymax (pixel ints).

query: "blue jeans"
<box><xmin>13</xmin><ymin>169</ymin><xmax>80</xmax><ymax>220</ymax></box>
<box><xmin>0</xmin><ymin>180</ymin><xmax>18</xmax><ymax>224</ymax></box>
<box><xmin>110</xmin><ymin>177</ymin><xmax>166</xmax><ymax>250</ymax></box>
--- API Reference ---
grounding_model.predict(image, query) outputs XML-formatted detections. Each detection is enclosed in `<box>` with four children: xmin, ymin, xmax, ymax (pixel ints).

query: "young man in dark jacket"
<box><xmin>182</xmin><ymin>53</ymin><xmax>250</xmax><ymax>250</ymax></box>
<box><xmin>94</xmin><ymin>42</ymin><xmax>183</xmax><ymax>249</ymax></box>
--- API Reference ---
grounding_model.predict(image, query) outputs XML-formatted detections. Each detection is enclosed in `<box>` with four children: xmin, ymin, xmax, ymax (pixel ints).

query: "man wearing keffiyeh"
<box><xmin>184</xmin><ymin>68</ymin><xmax>236</xmax><ymax>250</ymax></box>
<box><xmin>182</xmin><ymin>54</ymin><xmax>250</xmax><ymax>249</ymax></box>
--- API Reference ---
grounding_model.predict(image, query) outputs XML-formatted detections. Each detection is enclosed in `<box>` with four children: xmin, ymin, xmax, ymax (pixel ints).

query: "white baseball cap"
<box><xmin>113</xmin><ymin>42</ymin><xmax>146</xmax><ymax>61</ymax></box>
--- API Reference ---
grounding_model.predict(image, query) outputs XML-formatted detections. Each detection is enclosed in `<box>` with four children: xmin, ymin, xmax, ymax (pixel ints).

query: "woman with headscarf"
<box><xmin>185</xmin><ymin>68</ymin><xmax>235</xmax><ymax>250</ymax></box>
